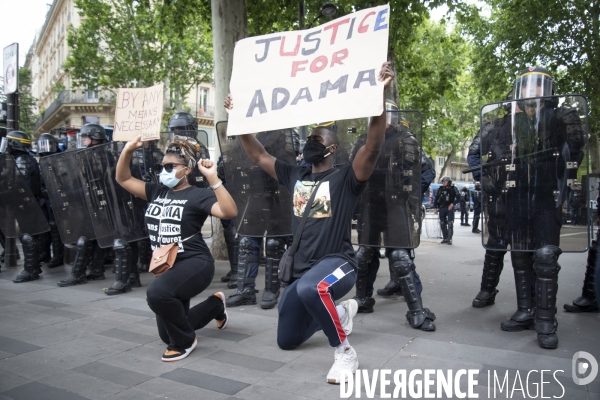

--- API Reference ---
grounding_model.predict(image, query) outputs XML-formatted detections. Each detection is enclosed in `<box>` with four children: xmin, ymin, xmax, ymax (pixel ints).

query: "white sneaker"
<box><xmin>339</xmin><ymin>299</ymin><xmax>358</xmax><ymax>335</ymax></box>
<box><xmin>327</xmin><ymin>346</ymin><xmax>359</xmax><ymax>384</ymax></box>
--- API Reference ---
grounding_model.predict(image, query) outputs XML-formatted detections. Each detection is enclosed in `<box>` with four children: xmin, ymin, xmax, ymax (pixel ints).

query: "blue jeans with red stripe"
<box><xmin>277</xmin><ymin>256</ymin><xmax>357</xmax><ymax>349</ymax></box>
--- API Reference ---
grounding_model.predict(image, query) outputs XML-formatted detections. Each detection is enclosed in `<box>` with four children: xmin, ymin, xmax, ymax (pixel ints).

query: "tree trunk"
<box><xmin>210</xmin><ymin>0</ymin><xmax>248</xmax><ymax>260</ymax></box>
<box><xmin>439</xmin><ymin>147</ymin><xmax>456</xmax><ymax>180</ymax></box>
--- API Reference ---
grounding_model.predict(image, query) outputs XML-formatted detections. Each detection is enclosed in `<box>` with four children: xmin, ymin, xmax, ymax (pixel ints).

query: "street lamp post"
<box><xmin>297</xmin><ymin>2</ymin><xmax>338</xmax><ymax>140</ymax></box>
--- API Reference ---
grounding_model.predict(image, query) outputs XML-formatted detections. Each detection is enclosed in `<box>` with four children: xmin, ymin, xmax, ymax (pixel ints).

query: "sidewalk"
<box><xmin>0</xmin><ymin>225</ymin><xmax>598</xmax><ymax>400</ymax></box>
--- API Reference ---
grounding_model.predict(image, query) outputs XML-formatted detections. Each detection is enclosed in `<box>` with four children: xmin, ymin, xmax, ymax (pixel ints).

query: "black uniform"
<box><xmin>490</xmin><ymin>101</ymin><xmax>585</xmax><ymax>349</ymax></box>
<box><xmin>468</xmin><ymin>115</ymin><xmax>512</xmax><ymax>307</ymax></box>
<box><xmin>434</xmin><ymin>183</ymin><xmax>459</xmax><ymax>244</ymax></box>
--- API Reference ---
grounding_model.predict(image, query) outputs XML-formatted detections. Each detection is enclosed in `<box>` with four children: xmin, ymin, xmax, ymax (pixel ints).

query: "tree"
<box><xmin>209</xmin><ymin>0</ymin><xmax>248</xmax><ymax>259</ymax></box>
<box><xmin>65</xmin><ymin>0</ymin><xmax>213</xmax><ymax>110</ymax></box>
<box><xmin>456</xmin><ymin>0</ymin><xmax>600</xmax><ymax>172</ymax></box>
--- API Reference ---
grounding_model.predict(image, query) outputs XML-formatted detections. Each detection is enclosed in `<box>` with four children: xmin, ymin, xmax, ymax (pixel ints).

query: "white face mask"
<box><xmin>159</xmin><ymin>168</ymin><xmax>185</xmax><ymax>188</ymax></box>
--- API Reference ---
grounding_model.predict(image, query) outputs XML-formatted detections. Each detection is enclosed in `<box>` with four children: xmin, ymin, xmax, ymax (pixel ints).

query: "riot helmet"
<box><xmin>168</xmin><ymin>112</ymin><xmax>198</xmax><ymax>138</ymax></box>
<box><xmin>514</xmin><ymin>66</ymin><xmax>555</xmax><ymax>100</ymax></box>
<box><xmin>385</xmin><ymin>99</ymin><xmax>399</xmax><ymax>127</ymax></box>
<box><xmin>475</xmin><ymin>181</ymin><xmax>481</xmax><ymax>190</ymax></box>
<box><xmin>77</xmin><ymin>124</ymin><xmax>107</xmax><ymax>148</ymax></box>
<box><xmin>461</xmin><ymin>186</ymin><xmax>468</xmax><ymax>192</ymax></box>
<box><xmin>440</xmin><ymin>176</ymin><xmax>451</xmax><ymax>185</ymax></box>
<box><xmin>1</xmin><ymin>131</ymin><xmax>31</xmax><ymax>153</ymax></box>
<box><xmin>37</xmin><ymin>133</ymin><xmax>58</xmax><ymax>155</ymax></box>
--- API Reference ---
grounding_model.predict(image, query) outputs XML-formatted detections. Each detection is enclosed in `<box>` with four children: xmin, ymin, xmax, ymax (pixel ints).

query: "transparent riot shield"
<box><xmin>216</xmin><ymin>122</ymin><xmax>296</xmax><ymax>237</ymax></box>
<box><xmin>39</xmin><ymin>151</ymin><xmax>96</xmax><ymax>244</ymax></box>
<box><xmin>76</xmin><ymin>143</ymin><xmax>148</xmax><ymax>248</ymax></box>
<box><xmin>480</xmin><ymin>94</ymin><xmax>589</xmax><ymax>252</ymax></box>
<box><xmin>349</xmin><ymin>111</ymin><xmax>424</xmax><ymax>249</ymax></box>
<box><xmin>0</xmin><ymin>154</ymin><xmax>50</xmax><ymax>237</ymax></box>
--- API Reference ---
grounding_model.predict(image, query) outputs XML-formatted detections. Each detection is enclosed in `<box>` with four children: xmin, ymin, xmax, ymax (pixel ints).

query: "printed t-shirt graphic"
<box><xmin>145</xmin><ymin>197</ymin><xmax>186</xmax><ymax>251</ymax></box>
<box><xmin>293</xmin><ymin>181</ymin><xmax>332</xmax><ymax>218</ymax></box>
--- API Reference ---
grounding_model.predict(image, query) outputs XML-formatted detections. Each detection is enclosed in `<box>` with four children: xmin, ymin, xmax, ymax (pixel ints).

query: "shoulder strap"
<box><xmin>288</xmin><ymin>168</ymin><xmax>339</xmax><ymax>257</ymax></box>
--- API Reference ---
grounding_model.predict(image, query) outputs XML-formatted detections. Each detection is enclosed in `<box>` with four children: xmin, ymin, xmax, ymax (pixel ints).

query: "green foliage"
<box><xmin>457</xmin><ymin>0</ymin><xmax>600</xmax><ymax>171</ymax></box>
<box><xmin>65</xmin><ymin>0</ymin><xmax>214</xmax><ymax>110</ymax></box>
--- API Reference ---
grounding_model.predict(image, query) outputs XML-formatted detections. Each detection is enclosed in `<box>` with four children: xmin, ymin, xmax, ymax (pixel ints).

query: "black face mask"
<box><xmin>303</xmin><ymin>140</ymin><xmax>333</xmax><ymax>165</ymax></box>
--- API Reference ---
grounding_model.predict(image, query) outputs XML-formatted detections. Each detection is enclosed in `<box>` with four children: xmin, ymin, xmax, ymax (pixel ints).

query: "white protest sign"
<box><xmin>227</xmin><ymin>4</ymin><xmax>389</xmax><ymax>136</ymax></box>
<box><xmin>3</xmin><ymin>43</ymin><xmax>19</xmax><ymax>95</ymax></box>
<box><xmin>113</xmin><ymin>83</ymin><xmax>164</xmax><ymax>141</ymax></box>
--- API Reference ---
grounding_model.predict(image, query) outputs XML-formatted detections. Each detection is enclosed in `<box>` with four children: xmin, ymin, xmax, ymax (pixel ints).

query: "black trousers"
<box><xmin>146</xmin><ymin>256</ymin><xmax>223</xmax><ymax>352</ymax></box>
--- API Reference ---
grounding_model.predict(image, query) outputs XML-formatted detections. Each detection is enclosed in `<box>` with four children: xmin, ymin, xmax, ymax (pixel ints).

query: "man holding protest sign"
<box><xmin>224</xmin><ymin>60</ymin><xmax>393</xmax><ymax>384</ymax></box>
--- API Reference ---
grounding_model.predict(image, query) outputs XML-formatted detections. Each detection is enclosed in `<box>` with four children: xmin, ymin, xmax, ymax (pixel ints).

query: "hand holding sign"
<box><xmin>378</xmin><ymin>61</ymin><xmax>394</xmax><ymax>88</ymax></box>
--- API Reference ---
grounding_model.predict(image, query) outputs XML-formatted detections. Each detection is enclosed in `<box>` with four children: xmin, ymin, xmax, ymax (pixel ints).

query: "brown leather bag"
<box><xmin>149</xmin><ymin>242</ymin><xmax>178</xmax><ymax>277</ymax></box>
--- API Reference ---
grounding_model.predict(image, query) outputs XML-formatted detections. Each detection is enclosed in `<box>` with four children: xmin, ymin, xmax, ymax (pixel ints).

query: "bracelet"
<box><xmin>210</xmin><ymin>180</ymin><xmax>223</xmax><ymax>190</ymax></box>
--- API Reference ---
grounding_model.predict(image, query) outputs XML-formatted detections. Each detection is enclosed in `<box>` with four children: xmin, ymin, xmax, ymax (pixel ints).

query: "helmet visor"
<box><xmin>77</xmin><ymin>132</ymin><xmax>91</xmax><ymax>149</ymax></box>
<box><xmin>514</xmin><ymin>73</ymin><xmax>554</xmax><ymax>100</ymax></box>
<box><xmin>38</xmin><ymin>138</ymin><xmax>57</xmax><ymax>154</ymax></box>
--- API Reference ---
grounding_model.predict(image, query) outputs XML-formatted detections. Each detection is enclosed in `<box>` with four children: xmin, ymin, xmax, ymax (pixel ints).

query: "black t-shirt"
<box><xmin>145</xmin><ymin>183</ymin><xmax>217</xmax><ymax>262</ymax></box>
<box><xmin>275</xmin><ymin>160</ymin><xmax>366</xmax><ymax>277</ymax></box>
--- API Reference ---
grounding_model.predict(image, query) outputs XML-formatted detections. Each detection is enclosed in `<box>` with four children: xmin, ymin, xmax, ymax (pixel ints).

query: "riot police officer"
<box><xmin>37</xmin><ymin>133</ymin><xmax>65</xmax><ymax>268</ymax></box>
<box><xmin>351</xmin><ymin>102</ymin><xmax>437</xmax><ymax>331</ymax></box>
<box><xmin>1</xmin><ymin>131</ymin><xmax>43</xmax><ymax>283</ymax></box>
<box><xmin>468</xmin><ymin>90</ymin><xmax>516</xmax><ymax>308</ymax></box>
<box><xmin>459</xmin><ymin>186</ymin><xmax>471</xmax><ymax>226</ymax></box>
<box><xmin>225</xmin><ymin>128</ymin><xmax>298</xmax><ymax>310</ymax></box>
<box><xmin>434</xmin><ymin>177</ymin><xmax>459</xmax><ymax>245</ymax></box>
<box><xmin>58</xmin><ymin>124</ymin><xmax>109</xmax><ymax>287</ymax></box>
<box><xmin>488</xmin><ymin>67</ymin><xmax>586</xmax><ymax>349</ymax></box>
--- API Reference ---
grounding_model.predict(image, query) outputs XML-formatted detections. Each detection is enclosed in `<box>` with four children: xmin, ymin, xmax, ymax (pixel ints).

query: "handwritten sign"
<box><xmin>113</xmin><ymin>83</ymin><xmax>164</xmax><ymax>141</ymax></box>
<box><xmin>227</xmin><ymin>4</ymin><xmax>389</xmax><ymax>136</ymax></box>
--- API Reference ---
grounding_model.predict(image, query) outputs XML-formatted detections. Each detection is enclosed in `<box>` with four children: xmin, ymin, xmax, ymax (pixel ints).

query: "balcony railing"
<box><xmin>34</xmin><ymin>89</ymin><xmax>115</xmax><ymax>130</ymax></box>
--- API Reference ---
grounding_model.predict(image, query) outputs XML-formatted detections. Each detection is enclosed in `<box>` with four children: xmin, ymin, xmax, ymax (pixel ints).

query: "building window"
<box><xmin>82</xmin><ymin>116</ymin><xmax>100</xmax><ymax>125</ymax></box>
<box><xmin>86</xmin><ymin>90</ymin><xmax>99</xmax><ymax>102</ymax></box>
<box><xmin>437</xmin><ymin>156</ymin><xmax>447</xmax><ymax>176</ymax></box>
<box><xmin>198</xmin><ymin>87</ymin><xmax>208</xmax><ymax>116</ymax></box>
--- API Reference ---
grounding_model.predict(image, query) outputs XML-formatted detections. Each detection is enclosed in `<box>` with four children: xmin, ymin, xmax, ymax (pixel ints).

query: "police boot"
<box><xmin>0</xmin><ymin>232</ymin><xmax>21</xmax><ymax>265</ymax></box>
<box><xmin>440</xmin><ymin>223</ymin><xmax>448</xmax><ymax>244</ymax></box>
<box><xmin>105</xmin><ymin>239</ymin><xmax>132</xmax><ymax>296</ymax></box>
<box><xmin>137</xmin><ymin>238</ymin><xmax>151</xmax><ymax>273</ymax></box>
<box><xmin>38</xmin><ymin>232</ymin><xmax>52</xmax><ymax>263</ymax></box>
<box><xmin>390</xmin><ymin>249</ymin><xmax>435</xmax><ymax>331</ymax></box>
<box><xmin>47</xmin><ymin>221</ymin><xmax>65</xmax><ymax>268</ymax></box>
<box><xmin>464</xmin><ymin>215</ymin><xmax>471</xmax><ymax>227</ymax></box>
<box><xmin>472</xmin><ymin>216</ymin><xmax>481</xmax><ymax>233</ymax></box>
<box><xmin>227</xmin><ymin>238</ymin><xmax>258</xmax><ymax>307</ymax></box>
<box><xmin>564</xmin><ymin>240</ymin><xmax>599</xmax><ymax>313</ymax></box>
<box><xmin>534</xmin><ymin>246</ymin><xmax>562</xmax><ymax>349</ymax></box>
<box><xmin>13</xmin><ymin>234</ymin><xmax>40</xmax><ymax>283</ymax></box>
<box><xmin>58</xmin><ymin>236</ymin><xmax>92</xmax><ymax>287</ymax></box>
<box><xmin>473</xmin><ymin>250</ymin><xmax>506</xmax><ymax>308</ymax></box>
<box><xmin>221</xmin><ymin>225</ymin><xmax>240</xmax><ymax>283</ymax></box>
<box><xmin>501</xmin><ymin>252</ymin><xmax>535</xmax><ymax>332</ymax></box>
<box><xmin>86</xmin><ymin>243</ymin><xmax>106</xmax><ymax>281</ymax></box>
<box><xmin>127</xmin><ymin>241</ymin><xmax>142</xmax><ymax>288</ymax></box>
<box><xmin>447</xmin><ymin>222</ymin><xmax>454</xmax><ymax>245</ymax></box>
<box><xmin>353</xmin><ymin>246</ymin><xmax>376</xmax><ymax>313</ymax></box>
<box><xmin>261</xmin><ymin>238</ymin><xmax>284</xmax><ymax>309</ymax></box>
<box><xmin>377</xmin><ymin>265</ymin><xmax>402</xmax><ymax>297</ymax></box>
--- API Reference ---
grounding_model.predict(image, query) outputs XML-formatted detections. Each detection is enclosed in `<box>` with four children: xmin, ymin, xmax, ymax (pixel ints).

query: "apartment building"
<box><xmin>29</xmin><ymin>0</ymin><xmax>216</xmax><ymax>146</ymax></box>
